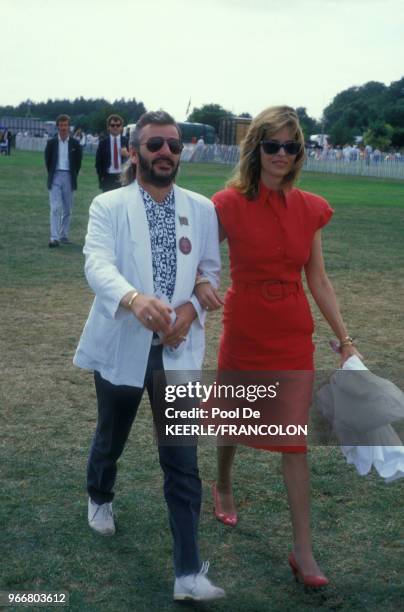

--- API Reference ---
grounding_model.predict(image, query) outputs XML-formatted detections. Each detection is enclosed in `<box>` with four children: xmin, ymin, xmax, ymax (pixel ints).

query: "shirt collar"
<box><xmin>139</xmin><ymin>185</ymin><xmax>175</xmax><ymax>210</ymax></box>
<box><xmin>257</xmin><ymin>181</ymin><xmax>290</xmax><ymax>208</ymax></box>
<box><xmin>58</xmin><ymin>134</ymin><xmax>69</xmax><ymax>143</ymax></box>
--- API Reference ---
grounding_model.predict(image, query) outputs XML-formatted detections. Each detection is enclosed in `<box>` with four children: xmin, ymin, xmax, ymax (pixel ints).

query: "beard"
<box><xmin>137</xmin><ymin>151</ymin><xmax>180</xmax><ymax>187</ymax></box>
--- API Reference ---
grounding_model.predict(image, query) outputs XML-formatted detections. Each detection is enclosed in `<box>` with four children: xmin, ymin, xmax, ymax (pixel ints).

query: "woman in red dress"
<box><xmin>196</xmin><ymin>106</ymin><xmax>360</xmax><ymax>588</ymax></box>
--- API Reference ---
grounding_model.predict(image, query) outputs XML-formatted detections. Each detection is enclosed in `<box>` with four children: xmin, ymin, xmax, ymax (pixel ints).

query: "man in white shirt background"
<box><xmin>95</xmin><ymin>114</ymin><xmax>129</xmax><ymax>192</ymax></box>
<box><xmin>44</xmin><ymin>114</ymin><xmax>82</xmax><ymax>248</ymax></box>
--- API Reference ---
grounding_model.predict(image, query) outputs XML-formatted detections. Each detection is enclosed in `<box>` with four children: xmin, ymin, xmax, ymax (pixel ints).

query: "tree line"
<box><xmin>0</xmin><ymin>97</ymin><xmax>146</xmax><ymax>136</ymax></box>
<box><xmin>188</xmin><ymin>77</ymin><xmax>404</xmax><ymax>149</ymax></box>
<box><xmin>1</xmin><ymin>76</ymin><xmax>403</xmax><ymax>147</ymax></box>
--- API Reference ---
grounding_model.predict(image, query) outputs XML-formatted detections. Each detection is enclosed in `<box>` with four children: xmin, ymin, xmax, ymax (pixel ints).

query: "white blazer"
<box><xmin>73</xmin><ymin>181</ymin><xmax>220</xmax><ymax>387</ymax></box>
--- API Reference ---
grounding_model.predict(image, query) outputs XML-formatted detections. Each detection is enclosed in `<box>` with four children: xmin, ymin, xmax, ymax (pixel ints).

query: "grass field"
<box><xmin>1</xmin><ymin>151</ymin><xmax>403</xmax><ymax>611</ymax></box>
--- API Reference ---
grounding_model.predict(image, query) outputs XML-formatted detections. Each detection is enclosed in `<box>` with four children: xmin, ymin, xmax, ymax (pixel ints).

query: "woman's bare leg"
<box><xmin>215</xmin><ymin>444</ymin><xmax>237</xmax><ymax>514</ymax></box>
<box><xmin>282</xmin><ymin>452</ymin><xmax>326</xmax><ymax>577</ymax></box>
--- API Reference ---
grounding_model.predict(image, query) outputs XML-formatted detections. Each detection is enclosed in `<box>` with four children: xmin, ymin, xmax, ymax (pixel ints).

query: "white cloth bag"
<box><xmin>317</xmin><ymin>355</ymin><xmax>404</xmax><ymax>482</ymax></box>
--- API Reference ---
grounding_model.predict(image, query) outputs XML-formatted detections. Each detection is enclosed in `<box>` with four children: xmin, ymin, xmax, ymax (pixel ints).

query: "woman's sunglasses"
<box><xmin>260</xmin><ymin>140</ymin><xmax>302</xmax><ymax>155</ymax></box>
<box><xmin>140</xmin><ymin>137</ymin><xmax>183</xmax><ymax>155</ymax></box>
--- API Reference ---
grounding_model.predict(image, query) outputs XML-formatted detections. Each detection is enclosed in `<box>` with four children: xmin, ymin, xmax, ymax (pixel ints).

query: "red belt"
<box><xmin>232</xmin><ymin>279</ymin><xmax>301</xmax><ymax>301</ymax></box>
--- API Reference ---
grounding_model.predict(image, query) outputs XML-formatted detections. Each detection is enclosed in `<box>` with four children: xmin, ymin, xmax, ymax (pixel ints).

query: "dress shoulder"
<box><xmin>212</xmin><ymin>187</ymin><xmax>244</xmax><ymax>225</ymax></box>
<box><xmin>291</xmin><ymin>188</ymin><xmax>334</xmax><ymax>230</ymax></box>
<box><xmin>212</xmin><ymin>187</ymin><xmax>242</xmax><ymax>207</ymax></box>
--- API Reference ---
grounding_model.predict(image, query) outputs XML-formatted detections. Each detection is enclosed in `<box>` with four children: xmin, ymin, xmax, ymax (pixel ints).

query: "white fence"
<box><xmin>15</xmin><ymin>138</ymin><xmax>404</xmax><ymax>180</ymax></box>
<box><xmin>181</xmin><ymin>143</ymin><xmax>240</xmax><ymax>165</ymax></box>
<box><xmin>182</xmin><ymin>145</ymin><xmax>404</xmax><ymax>179</ymax></box>
<box><xmin>16</xmin><ymin>134</ymin><xmax>48</xmax><ymax>151</ymax></box>
<box><xmin>304</xmin><ymin>155</ymin><xmax>404</xmax><ymax>179</ymax></box>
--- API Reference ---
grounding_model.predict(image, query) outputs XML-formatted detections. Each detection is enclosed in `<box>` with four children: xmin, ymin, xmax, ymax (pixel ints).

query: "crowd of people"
<box><xmin>0</xmin><ymin>128</ymin><xmax>12</xmax><ymax>155</ymax></box>
<box><xmin>307</xmin><ymin>142</ymin><xmax>403</xmax><ymax>164</ymax></box>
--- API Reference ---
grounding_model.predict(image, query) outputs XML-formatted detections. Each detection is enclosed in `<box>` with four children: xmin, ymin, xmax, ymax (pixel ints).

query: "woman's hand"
<box><xmin>194</xmin><ymin>282</ymin><xmax>224</xmax><ymax>312</ymax></box>
<box><xmin>339</xmin><ymin>344</ymin><xmax>363</xmax><ymax>367</ymax></box>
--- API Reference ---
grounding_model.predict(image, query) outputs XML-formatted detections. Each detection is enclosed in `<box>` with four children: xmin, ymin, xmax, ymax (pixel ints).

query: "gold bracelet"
<box><xmin>128</xmin><ymin>290</ymin><xmax>140</xmax><ymax>309</ymax></box>
<box><xmin>195</xmin><ymin>277</ymin><xmax>211</xmax><ymax>287</ymax></box>
<box><xmin>339</xmin><ymin>335</ymin><xmax>355</xmax><ymax>348</ymax></box>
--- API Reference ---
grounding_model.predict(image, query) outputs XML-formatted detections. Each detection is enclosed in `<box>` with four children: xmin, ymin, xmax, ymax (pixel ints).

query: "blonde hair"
<box><xmin>227</xmin><ymin>106</ymin><xmax>305</xmax><ymax>199</ymax></box>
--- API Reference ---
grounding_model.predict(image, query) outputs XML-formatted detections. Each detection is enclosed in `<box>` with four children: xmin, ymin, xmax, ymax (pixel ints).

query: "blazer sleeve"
<box><xmin>189</xmin><ymin>200</ymin><xmax>221</xmax><ymax>326</ymax></box>
<box><xmin>44</xmin><ymin>139</ymin><xmax>52</xmax><ymax>173</ymax></box>
<box><xmin>83</xmin><ymin>196</ymin><xmax>135</xmax><ymax>320</ymax></box>
<box><xmin>95</xmin><ymin>140</ymin><xmax>104</xmax><ymax>177</ymax></box>
<box><xmin>75</xmin><ymin>141</ymin><xmax>82</xmax><ymax>174</ymax></box>
<box><xmin>197</xmin><ymin>202</ymin><xmax>220</xmax><ymax>289</ymax></box>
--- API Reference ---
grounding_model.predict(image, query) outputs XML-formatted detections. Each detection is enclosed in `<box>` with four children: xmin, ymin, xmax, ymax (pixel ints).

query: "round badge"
<box><xmin>179</xmin><ymin>236</ymin><xmax>192</xmax><ymax>255</ymax></box>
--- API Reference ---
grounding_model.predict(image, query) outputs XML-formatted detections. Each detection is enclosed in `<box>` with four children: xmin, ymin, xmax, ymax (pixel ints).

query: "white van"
<box><xmin>310</xmin><ymin>134</ymin><xmax>329</xmax><ymax>147</ymax></box>
<box><xmin>123</xmin><ymin>123</ymin><xmax>136</xmax><ymax>139</ymax></box>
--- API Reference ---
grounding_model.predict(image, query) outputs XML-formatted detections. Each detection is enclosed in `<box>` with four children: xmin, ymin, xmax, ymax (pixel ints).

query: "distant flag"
<box><xmin>186</xmin><ymin>98</ymin><xmax>191</xmax><ymax>116</ymax></box>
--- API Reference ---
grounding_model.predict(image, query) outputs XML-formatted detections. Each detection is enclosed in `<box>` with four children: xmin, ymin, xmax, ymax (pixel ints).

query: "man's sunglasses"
<box><xmin>109</xmin><ymin>123</ymin><xmax>122</xmax><ymax>128</ymax></box>
<box><xmin>260</xmin><ymin>140</ymin><xmax>302</xmax><ymax>155</ymax></box>
<box><xmin>140</xmin><ymin>137</ymin><xmax>183</xmax><ymax>155</ymax></box>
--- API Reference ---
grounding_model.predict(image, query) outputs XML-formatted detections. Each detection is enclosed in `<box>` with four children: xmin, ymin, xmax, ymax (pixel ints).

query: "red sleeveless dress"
<box><xmin>212</xmin><ymin>183</ymin><xmax>333</xmax><ymax>452</ymax></box>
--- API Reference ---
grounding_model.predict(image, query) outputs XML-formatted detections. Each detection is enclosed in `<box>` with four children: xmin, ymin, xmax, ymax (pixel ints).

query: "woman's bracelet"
<box><xmin>339</xmin><ymin>335</ymin><xmax>355</xmax><ymax>348</ymax></box>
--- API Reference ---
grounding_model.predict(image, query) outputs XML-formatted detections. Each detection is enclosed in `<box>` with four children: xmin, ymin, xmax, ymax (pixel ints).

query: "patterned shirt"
<box><xmin>139</xmin><ymin>185</ymin><xmax>177</xmax><ymax>301</ymax></box>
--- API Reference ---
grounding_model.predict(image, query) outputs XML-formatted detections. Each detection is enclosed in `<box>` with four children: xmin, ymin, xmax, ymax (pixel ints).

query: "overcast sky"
<box><xmin>3</xmin><ymin>0</ymin><xmax>403</xmax><ymax>121</ymax></box>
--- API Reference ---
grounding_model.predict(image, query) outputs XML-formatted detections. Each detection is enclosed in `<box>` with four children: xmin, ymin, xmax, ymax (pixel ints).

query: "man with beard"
<box><xmin>73</xmin><ymin>111</ymin><xmax>225</xmax><ymax>602</ymax></box>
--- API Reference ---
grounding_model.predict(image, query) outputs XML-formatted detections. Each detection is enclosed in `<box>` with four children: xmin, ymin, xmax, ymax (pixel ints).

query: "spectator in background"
<box><xmin>364</xmin><ymin>143</ymin><xmax>372</xmax><ymax>164</ymax></box>
<box><xmin>0</xmin><ymin>129</ymin><xmax>5</xmax><ymax>154</ymax></box>
<box><xmin>95</xmin><ymin>114</ymin><xmax>129</xmax><ymax>192</ymax></box>
<box><xmin>44</xmin><ymin>114</ymin><xmax>82</xmax><ymax>248</ymax></box>
<box><xmin>373</xmin><ymin>148</ymin><xmax>381</xmax><ymax>164</ymax></box>
<box><xmin>74</xmin><ymin>127</ymin><xmax>87</xmax><ymax>149</ymax></box>
<box><xmin>342</xmin><ymin>143</ymin><xmax>352</xmax><ymax>162</ymax></box>
<box><xmin>0</xmin><ymin>129</ymin><xmax>11</xmax><ymax>155</ymax></box>
<box><xmin>5</xmin><ymin>129</ymin><xmax>12</xmax><ymax>155</ymax></box>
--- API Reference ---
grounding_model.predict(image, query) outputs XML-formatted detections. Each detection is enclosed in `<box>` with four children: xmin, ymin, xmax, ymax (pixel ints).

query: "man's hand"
<box><xmin>128</xmin><ymin>294</ymin><xmax>173</xmax><ymax>335</ymax></box>
<box><xmin>194</xmin><ymin>282</ymin><xmax>224</xmax><ymax>312</ymax></box>
<box><xmin>162</xmin><ymin>302</ymin><xmax>197</xmax><ymax>347</ymax></box>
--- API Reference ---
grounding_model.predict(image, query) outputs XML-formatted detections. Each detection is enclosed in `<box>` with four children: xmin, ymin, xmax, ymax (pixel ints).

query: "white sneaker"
<box><xmin>173</xmin><ymin>561</ymin><xmax>226</xmax><ymax>601</ymax></box>
<box><xmin>88</xmin><ymin>498</ymin><xmax>115</xmax><ymax>535</ymax></box>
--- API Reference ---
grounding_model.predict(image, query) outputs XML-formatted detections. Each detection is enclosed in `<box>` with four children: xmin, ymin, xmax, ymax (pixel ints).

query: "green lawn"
<box><xmin>0</xmin><ymin>151</ymin><xmax>403</xmax><ymax>611</ymax></box>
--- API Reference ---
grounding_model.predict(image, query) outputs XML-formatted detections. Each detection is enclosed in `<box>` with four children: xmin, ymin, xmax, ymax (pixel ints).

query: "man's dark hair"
<box><xmin>56</xmin><ymin>114</ymin><xmax>71</xmax><ymax>125</ymax></box>
<box><xmin>106</xmin><ymin>114</ymin><xmax>123</xmax><ymax>128</ymax></box>
<box><xmin>130</xmin><ymin>110</ymin><xmax>181</xmax><ymax>148</ymax></box>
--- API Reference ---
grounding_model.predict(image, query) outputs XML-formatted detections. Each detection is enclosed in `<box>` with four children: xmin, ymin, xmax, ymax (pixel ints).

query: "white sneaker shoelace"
<box><xmin>90</xmin><ymin>502</ymin><xmax>113</xmax><ymax>522</ymax></box>
<box><xmin>198</xmin><ymin>561</ymin><xmax>210</xmax><ymax>579</ymax></box>
<box><xmin>190</xmin><ymin>561</ymin><xmax>212</xmax><ymax>595</ymax></box>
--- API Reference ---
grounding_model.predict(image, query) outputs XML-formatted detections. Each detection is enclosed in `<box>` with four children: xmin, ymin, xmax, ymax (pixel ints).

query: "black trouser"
<box><xmin>87</xmin><ymin>346</ymin><xmax>201</xmax><ymax>576</ymax></box>
<box><xmin>100</xmin><ymin>173</ymin><xmax>121</xmax><ymax>192</ymax></box>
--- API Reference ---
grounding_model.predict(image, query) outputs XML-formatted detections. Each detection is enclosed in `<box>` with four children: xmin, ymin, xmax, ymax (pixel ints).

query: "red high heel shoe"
<box><xmin>288</xmin><ymin>552</ymin><xmax>329</xmax><ymax>588</ymax></box>
<box><xmin>212</xmin><ymin>483</ymin><xmax>238</xmax><ymax>527</ymax></box>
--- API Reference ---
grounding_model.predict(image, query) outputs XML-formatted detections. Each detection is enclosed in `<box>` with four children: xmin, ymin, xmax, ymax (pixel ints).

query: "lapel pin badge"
<box><xmin>179</xmin><ymin>236</ymin><xmax>192</xmax><ymax>255</ymax></box>
<box><xmin>179</xmin><ymin>215</ymin><xmax>189</xmax><ymax>226</ymax></box>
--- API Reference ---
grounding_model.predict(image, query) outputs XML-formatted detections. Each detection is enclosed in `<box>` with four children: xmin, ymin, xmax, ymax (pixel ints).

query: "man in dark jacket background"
<box><xmin>44</xmin><ymin>114</ymin><xmax>82</xmax><ymax>247</ymax></box>
<box><xmin>95</xmin><ymin>114</ymin><xmax>129</xmax><ymax>192</ymax></box>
